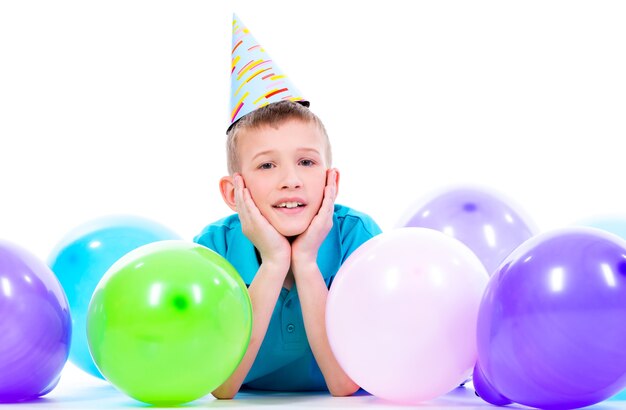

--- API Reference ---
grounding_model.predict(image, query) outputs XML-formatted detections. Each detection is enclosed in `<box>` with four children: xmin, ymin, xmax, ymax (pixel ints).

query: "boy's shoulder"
<box><xmin>193</xmin><ymin>213</ymin><xmax>242</xmax><ymax>247</ymax></box>
<box><xmin>333</xmin><ymin>204</ymin><xmax>382</xmax><ymax>237</ymax></box>
<box><xmin>200</xmin><ymin>213</ymin><xmax>241</xmax><ymax>231</ymax></box>
<box><xmin>333</xmin><ymin>203</ymin><xmax>372</xmax><ymax>220</ymax></box>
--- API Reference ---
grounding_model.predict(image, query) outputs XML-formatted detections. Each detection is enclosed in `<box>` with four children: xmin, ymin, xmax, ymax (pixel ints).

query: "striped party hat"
<box><xmin>229</xmin><ymin>13</ymin><xmax>309</xmax><ymax>132</ymax></box>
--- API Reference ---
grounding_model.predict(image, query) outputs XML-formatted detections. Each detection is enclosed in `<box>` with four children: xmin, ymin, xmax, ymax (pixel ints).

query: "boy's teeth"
<box><xmin>277</xmin><ymin>202</ymin><xmax>302</xmax><ymax>208</ymax></box>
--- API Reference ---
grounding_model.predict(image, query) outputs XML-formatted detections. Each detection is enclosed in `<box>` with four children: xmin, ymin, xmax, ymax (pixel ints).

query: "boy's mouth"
<box><xmin>273</xmin><ymin>201</ymin><xmax>305</xmax><ymax>209</ymax></box>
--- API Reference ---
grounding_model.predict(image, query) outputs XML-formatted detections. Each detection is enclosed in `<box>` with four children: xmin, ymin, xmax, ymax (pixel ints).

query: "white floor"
<box><xmin>3</xmin><ymin>363</ymin><xmax>626</xmax><ymax>409</ymax></box>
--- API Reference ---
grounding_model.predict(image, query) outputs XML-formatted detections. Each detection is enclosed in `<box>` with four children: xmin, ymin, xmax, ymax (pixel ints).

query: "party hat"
<box><xmin>229</xmin><ymin>14</ymin><xmax>309</xmax><ymax>131</ymax></box>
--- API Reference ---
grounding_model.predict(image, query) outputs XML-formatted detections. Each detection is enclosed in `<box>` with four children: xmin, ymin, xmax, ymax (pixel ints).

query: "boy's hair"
<box><xmin>226</xmin><ymin>101</ymin><xmax>332</xmax><ymax>175</ymax></box>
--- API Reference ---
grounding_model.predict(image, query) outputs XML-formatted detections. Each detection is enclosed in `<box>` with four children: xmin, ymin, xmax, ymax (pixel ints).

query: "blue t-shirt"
<box><xmin>193</xmin><ymin>204</ymin><xmax>381</xmax><ymax>391</ymax></box>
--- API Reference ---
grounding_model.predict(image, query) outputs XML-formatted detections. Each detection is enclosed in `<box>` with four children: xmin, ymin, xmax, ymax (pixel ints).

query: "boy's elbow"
<box><xmin>329</xmin><ymin>380</ymin><xmax>360</xmax><ymax>397</ymax></box>
<box><xmin>212</xmin><ymin>385</ymin><xmax>240</xmax><ymax>400</ymax></box>
<box><xmin>212</xmin><ymin>391</ymin><xmax>236</xmax><ymax>400</ymax></box>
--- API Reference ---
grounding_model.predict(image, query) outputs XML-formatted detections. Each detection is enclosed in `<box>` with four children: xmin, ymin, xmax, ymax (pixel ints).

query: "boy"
<box><xmin>193</xmin><ymin>15</ymin><xmax>381</xmax><ymax>398</ymax></box>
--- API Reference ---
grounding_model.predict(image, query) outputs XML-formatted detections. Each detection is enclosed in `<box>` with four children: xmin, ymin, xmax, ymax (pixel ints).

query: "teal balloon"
<box><xmin>47</xmin><ymin>215</ymin><xmax>180</xmax><ymax>378</ymax></box>
<box><xmin>608</xmin><ymin>389</ymin><xmax>626</xmax><ymax>401</ymax></box>
<box><xmin>577</xmin><ymin>216</ymin><xmax>626</xmax><ymax>240</ymax></box>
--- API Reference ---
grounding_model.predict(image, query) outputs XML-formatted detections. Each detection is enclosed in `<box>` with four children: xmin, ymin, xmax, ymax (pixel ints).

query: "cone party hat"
<box><xmin>229</xmin><ymin>14</ymin><xmax>309</xmax><ymax>132</ymax></box>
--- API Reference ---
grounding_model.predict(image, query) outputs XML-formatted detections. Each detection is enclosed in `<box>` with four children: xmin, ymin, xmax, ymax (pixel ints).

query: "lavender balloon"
<box><xmin>0</xmin><ymin>240</ymin><xmax>71</xmax><ymax>402</ymax></box>
<box><xmin>476</xmin><ymin>228</ymin><xmax>626</xmax><ymax>409</ymax></box>
<box><xmin>402</xmin><ymin>187</ymin><xmax>536</xmax><ymax>275</ymax></box>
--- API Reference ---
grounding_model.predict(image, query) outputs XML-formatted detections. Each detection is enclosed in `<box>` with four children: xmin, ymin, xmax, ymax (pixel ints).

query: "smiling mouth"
<box><xmin>273</xmin><ymin>202</ymin><xmax>305</xmax><ymax>209</ymax></box>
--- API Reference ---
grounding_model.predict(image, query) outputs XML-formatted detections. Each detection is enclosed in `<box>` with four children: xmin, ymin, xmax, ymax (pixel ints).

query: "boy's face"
<box><xmin>237</xmin><ymin>119</ymin><xmax>329</xmax><ymax>237</ymax></box>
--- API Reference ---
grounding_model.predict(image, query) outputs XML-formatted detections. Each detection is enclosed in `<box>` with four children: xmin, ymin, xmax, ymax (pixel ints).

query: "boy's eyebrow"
<box><xmin>296</xmin><ymin>148</ymin><xmax>322</xmax><ymax>156</ymax></box>
<box><xmin>251</xmin><ymin>150</ymin><xmax>276</xmax><ymax>162</ymax></box>
<box><xmin>251</xmin><ymin>147</ymin><xmax>321</xmax><ymax>161</ymax></box>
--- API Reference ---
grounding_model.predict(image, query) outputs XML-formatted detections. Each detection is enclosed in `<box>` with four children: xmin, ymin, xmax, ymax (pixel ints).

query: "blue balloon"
<box><xmin>47</xmin><ymin>215</ymin><xmax>179</xmax><ymax>378</ymax></box>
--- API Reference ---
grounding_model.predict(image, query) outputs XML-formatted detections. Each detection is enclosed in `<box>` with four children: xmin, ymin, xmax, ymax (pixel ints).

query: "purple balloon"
<box><xmin>477</xmin><ymin>228</ymin><xmax>626</xmax><ymax>409</ymax></box>
<box><xmin>0</xmin><ymin>240</ymin><xmax>71</xmax><ymax>402</ymax></box>
<box><xmin>472</xmin><ymin>363</ymin><xmax>512</xmax><ymax>406</ymax></box>
<box><xmin>402</xmin><ymin>188</ymin><xmax>536</xmax><ymax>275</ymax></box>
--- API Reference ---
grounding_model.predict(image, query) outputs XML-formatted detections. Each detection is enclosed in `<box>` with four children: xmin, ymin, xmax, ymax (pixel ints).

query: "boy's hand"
<box><xmin>291</xmin><ymin>168</ymin><xmax>338</xmax><ymax>269</ymax></box>
<box><xmin>234</xmin><ymin>173</ymin><xmax>291</xmax><ymax>271</ymax></box>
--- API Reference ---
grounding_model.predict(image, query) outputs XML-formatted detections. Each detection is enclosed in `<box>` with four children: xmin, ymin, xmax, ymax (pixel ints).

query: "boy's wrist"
<box><xmin>260</xmin><ymin>258</ymin><xmax>290</xmax><ymax>276</ymax></box>
<box><xmin>291</xmin><ymin>255</ymin><xmax>318</xmax><ymax>277</ymax></box>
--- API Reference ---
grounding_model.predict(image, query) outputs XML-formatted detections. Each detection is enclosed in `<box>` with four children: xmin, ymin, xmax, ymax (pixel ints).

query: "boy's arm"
<box><xmin>212</xmin><ymin>174</ymin><xmax>291</xmax><ymax>399</ymax></box>
<box><xmin>291</xmin><ymin>169</ymin><xmax>359</xmax><ymax>396</ymax></box>
<box><xmin>212</xmin><ymin>260</ymin><xmax>289</xmax><ymax>399</ymax></box>
<box><xmin>292</xmin><ymin>265</ymin><xmax>360</xmax><ymax>397</ymax></box>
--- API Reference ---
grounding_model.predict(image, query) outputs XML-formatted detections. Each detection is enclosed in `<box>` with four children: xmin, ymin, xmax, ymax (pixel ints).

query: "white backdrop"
<box><xmin>2</xmin><ymin>0</ymin><xmax>626</xmax><ymax>262</ymax></box>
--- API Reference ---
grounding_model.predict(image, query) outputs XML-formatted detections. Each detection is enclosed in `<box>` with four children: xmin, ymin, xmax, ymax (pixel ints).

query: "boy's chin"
<box><xmin>276</xmin><ymin>225</ymin><xmax>308</xmax><ymax>238</ymax></box>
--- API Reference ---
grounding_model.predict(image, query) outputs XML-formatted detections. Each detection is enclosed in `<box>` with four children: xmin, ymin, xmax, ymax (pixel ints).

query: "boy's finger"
<box><xmin>325</xmin><ymin>186</ymin><xmax>335</xmax><ymax>208</ymax></box>
<box><xmin>327</xmin><ymin>168</ymin><xmax>338</xmax><ymax>193</ymax></box>
<box><xmin>233</xmin><ymin>175</ymin><xmax>241</xmax><ymax>203</ymax></box>
<box><xmin>242</xmin><ymin>187</ymin><xmax>264</xmax><ymax>222</ymax></box>
<box><xmin>326</xmin><ymin>171</ymin><xmax>337</xmax><ymax>201</ymax></box>
<box><xmin>233</xmin><ymin>175</ymin><xmax>249</xmax><ymax>216</ymax></box>
<box><xmin>242</xmin><ymin>187</ymin><xmax>255</xmax><ymax>211</ymax></box>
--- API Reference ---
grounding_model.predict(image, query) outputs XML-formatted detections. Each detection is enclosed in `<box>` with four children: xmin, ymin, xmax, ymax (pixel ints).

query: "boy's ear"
<box><xmin>219</xmin><ymin>176</ymin><xmax>237</xmax><ymax>212</ymax></box>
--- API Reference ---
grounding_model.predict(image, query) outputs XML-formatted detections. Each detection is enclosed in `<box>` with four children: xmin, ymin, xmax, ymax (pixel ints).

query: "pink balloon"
<box><xmin>326</xmin><ymin>228</ymin><xmax>488</xmax><ymax>404</ymax></box>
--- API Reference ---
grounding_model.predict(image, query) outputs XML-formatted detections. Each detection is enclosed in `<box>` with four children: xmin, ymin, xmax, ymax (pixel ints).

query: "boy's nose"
<box><xmin>280</xmin><ymin>167</ymin><xmax>302</xmax><ymax>189</ymax></box>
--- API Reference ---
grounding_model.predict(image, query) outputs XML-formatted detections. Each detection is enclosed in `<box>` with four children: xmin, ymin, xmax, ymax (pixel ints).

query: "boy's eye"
<box><xmin>259</xmin><ymin>163</ymin><xmax>274</xmax><ymax>170</ymax></box>
<box><xmin>299</xmin><ymin>159</ymin><xmax>315</xmax><ymax>167</ymax></box>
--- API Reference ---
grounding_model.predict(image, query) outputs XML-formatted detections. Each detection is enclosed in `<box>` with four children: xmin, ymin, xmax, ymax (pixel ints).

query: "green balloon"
<box><xmin>87</xmin><ymin>240</ymin><xmax>252</xmax><ymax>405</ymax></box>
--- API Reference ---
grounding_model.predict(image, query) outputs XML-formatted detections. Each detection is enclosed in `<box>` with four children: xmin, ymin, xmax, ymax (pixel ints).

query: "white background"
<box><xmin>1</xmin><ymin>1</ymin><xmax>626</xmax><ymax>407</ymax></box>
<box><xmin>2</xmin><ymin>1</ymin><xmax>626</xmax><ymax>261</ymax></box>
